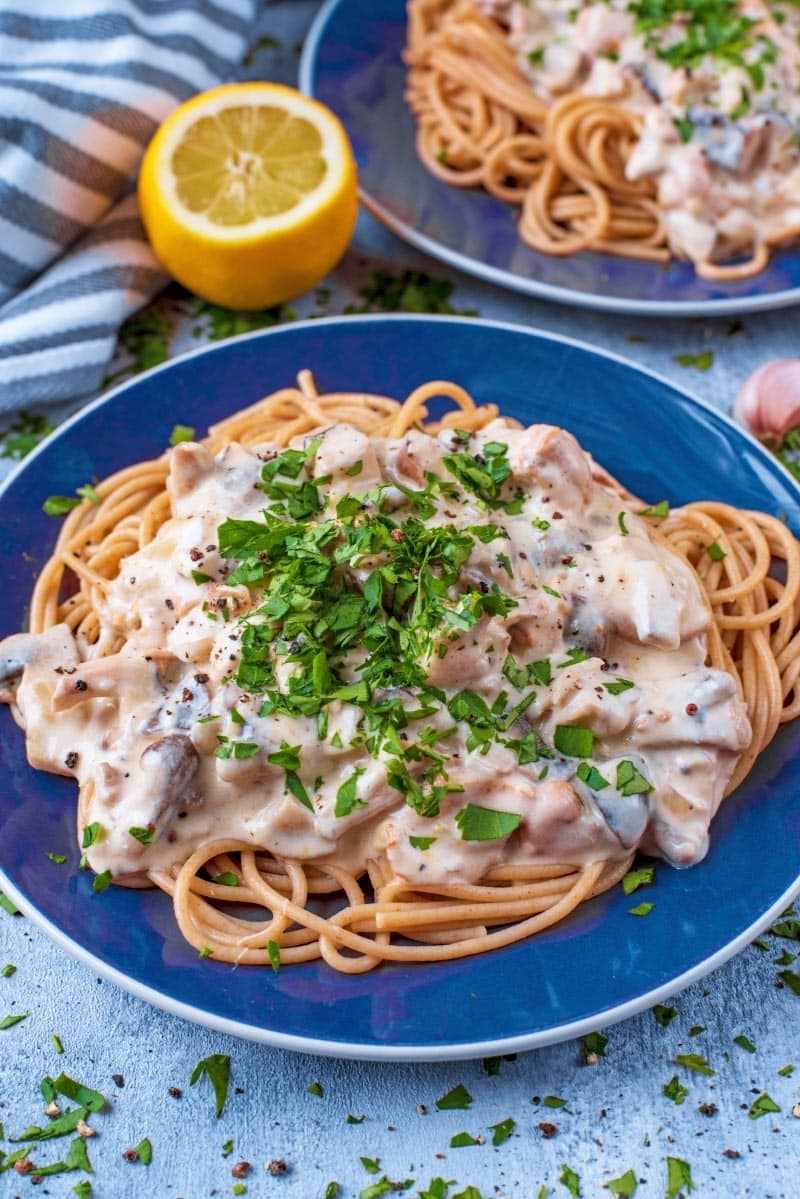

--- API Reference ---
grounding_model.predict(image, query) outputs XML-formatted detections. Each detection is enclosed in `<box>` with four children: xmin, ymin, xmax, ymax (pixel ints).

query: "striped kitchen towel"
<box><xmin>0</xmin><ymin>0</ymin><xmax>256</xmax><ymax>413</ymax></box>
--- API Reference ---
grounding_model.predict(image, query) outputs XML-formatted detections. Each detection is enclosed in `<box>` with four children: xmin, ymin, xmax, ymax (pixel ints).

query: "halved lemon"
<box><xmin>138</xmin><ymin>83</ymin><xmax>358</xmax><ymax>310</ymax></box>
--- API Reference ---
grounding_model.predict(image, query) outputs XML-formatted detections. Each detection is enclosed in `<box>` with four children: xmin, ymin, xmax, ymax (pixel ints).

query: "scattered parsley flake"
<box><xmin>450</xmin><ymin>1132</ymin><xmax>478</xmax><ymax>1147</ymax></box>
<box><xmin>689</xmin><ymin>1024</ymin><xmax>706</xmax><ymax>1037</ymax></box>
<box><xmin>214</xmin><ymin>872</ymin><xmax>239</xmax><ymax>887</ymax></box>
<box><xmin>135</xmin><ymin>1137</ymin><xmax>152</xmax><ymax>1165</ymax></box>
<box><xmin>576</xmin><ymin>762</ymin><xmax>609</xmax><ymax>791</ymax></box>
<box><xmin>543</xmin><ymin>1095</ymin><xmax>567</xmax><ymax>1109</ymax></box>
<box><xmin>170</xmin><ymin>424</ymin><xmax>195</xmax><ymax>446</ymax></box>
<box><xmin>604</xmin><ymin>1169</ymin><xmax>637</xmax><ymax>1197</ymax></box>
<box><xmin>81</xmin><ymin>823</ymin><xmax>101</xmax><ymax>849</ymax></box>
<box><xmin>43</xmin><ymin>495</ymin><xmax>82</xmax><ymax>516</ymax></box>
<box><xmin>629</xmin><ymin>902</ymin><xmax>654</xmax><ymax>916</ymax></box>
<box><xmin>325</xmin><ymin>1185</ymin><xmax>341</xmax><ymax>1199</ymax></box>
<box><xmin>778</xmin><ymin>969</ymin><xmax>800</xmax><ymax>995</ymax></box>
<box><xmin>347</xmin><ymin>1114</ymin><xmax>366</xmax><ymax>1124</ymax></box>
<box><xmin>777</xmin><ymin>1064</ymin><xmax>794</xmax><ymax>1076</ymax></box>
<box><xmin>267</xmin><ymin>940</ymin><xmax>281</xmax><ymax>973</ymax></box>
<box><xmin>653</xmin><ymin>1004</ymin><xmax>678</xmax><ymax>1026</ymax></box>
<box><xmin>554</xmin><ymin>725</ymin><xmax>593</xmax><ymax>758</ymax></box>
<box><xmin>543</xmin><ymin>585</ymin><xmax>562</xmax><ymax>599</ymax></box>
<box><xmin>674</xmin><ymin>1053</ymin><xmax>715</xmax><ymax>1076</ymax></box>
<box><xmin>621</xmin><ymin>866</ymin><xmax>655</xmax><ymax>895</ymax></box>
<box><xmin>189</xmin><ymin>1053</ymin><xmax>230</xmax><ymax>1117</ymax></box>
<box><xmin>665</xmin><ymin>1157</ymin><xmax>694</xmax><ymax>1199</ymax></box>
<box><xmin>490</xmin><ymin>1117</ymin><xmax>515</xmax><ymax>1145</ymax></box>
<box><xmin>53</xmin><ymin>1073</ymin><xmax>106</xmax><ymax>1113</ymax></box>
<box><xmin>409</xmin><ymin>835</ymin><xmax>437</xmax><ymax>850</ymax></box>
<box><xmin>675</xmin><ymin>350</ymin><xmax>714</xmax><ymax>371</ymax></box>
<box><xmin>1</xmin><ymin>964</ymin><xmax>16</xmax><ymax>978</ymax></box>
<box><xmin>559</xmin><ymin>1163</ymin><xmax>581</xmax><ymax>1197</ymax></box>
<box><xmin>45</xmin><ymin>852</ymin><xmax>68</xmax><ymax>864</ymax></box>
<box><xmin>92</xmin><ymin>870</ymin><xmax>113</xmax><ymax>894</ymax></box>
<box><xmin>482</xmin><ymin>1056</ymin><xmax>502</xmax><ymax>1076</ymax></box>
<box><xmin>0</xmin><ymin>892</ymin><xmax>20</xmax><ymax>916</ymax></box>
<box><xmin>617</xmin><ymin>512</ymin><xmax>629</xmax><ymax>536</ymax></box>
<box><xmin>361</xmin><ymin>1156</ymin><xmax>381</xmax><ymax>1173</ymax></box>
<box><xmin>435</xmin><ymin>1083</ymin><xmax>473</xmax><ymax>1110</ymax></box>
<box><xmin>0</xmin><ymin>1012</ymin><xmax>28</xmax><ymax>1030</ymax></box>
<box><xmin>51</xmin><ymin>1034</ymin><xmax>64</xmax><ymax>1055</ymax></box>
<box><xmin>706</xmin><ymin>540</ymin><xmax>726</xmax><ymax>561</ymax></box>
<box><xmin>603</xmin><ymin>678</ymin><xmax>634</xmax><ymax>695</ymax></box>
<box><xmin>307</xmin><ymin>1081</ymin><xmax>324</xmax><ymax>1098</ymax></box>
<box><xmin>455</xmin><ymin>804</ymin><xmax>521</xmax><ymax>841</ymax></box>
<box><xmin>749</xmin><ymin>1091</ymin><xmax>780</xmax><ymax>1119</ymax></box>
<box><xmin>128</xmin><ymin>826</ymin><xmax>155</xmax><ymax>845</ymax></box>
<box><xmin>582</xmin><ymin>1031</ymin><xmax>608</xmax><ymax>1058</ymax></box>
<box><xmin>733</xmin><ymin>1034</ymin><xmax>756</xmax><ymax>1053</ymax></box>
<box><xmin>639</xmin><ymin>500</ymin><xmax>669</xmax><ymax>518</ymax></box>
<box><xmin>662</xmin><ymin>1075</ymin><xmax>688</xmax><ymax>1105</ymax></box>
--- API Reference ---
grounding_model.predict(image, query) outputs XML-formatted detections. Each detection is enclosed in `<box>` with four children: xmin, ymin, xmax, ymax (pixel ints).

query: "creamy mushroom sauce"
<box><xmin>476</xmin><ymin>0</ymin><xmax>800</xmax><ymax>267</ymax></box>
<box><xmin>0</xmin><ymin>420</ymin><xmax>750</xmax><ymax>888</ymax></box>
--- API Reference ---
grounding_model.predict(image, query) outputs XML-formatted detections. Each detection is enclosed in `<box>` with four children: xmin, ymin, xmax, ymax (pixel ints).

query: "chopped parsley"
<box><xmin>554</xmin><ymin>726</ymin><xmax>594</xmax><ymax>758</ymax></box>
<box><xmin>450</xmin><ymin>1132</ymin><xmax>478</xmax><ymax>1147</ymax></box>
<box><xmin>307</xmin><ymin>1081</ymin><xmax>324</xmax><ymax>1097</ymax></box>
<box><xmin>665</xmin><ymin>1158</ymin><xmax>694</xmax><ymax>1199</ymax></box>
<box><xmin>617</xmin><ymin>512</ymin><xmax>629</xmax><ymax>536</ymax></box>
<box><xmin>559</xmin><ymin>1164</ymin><xmax>581</xmax><ymax>1197</ymax></box>
<box><xmin>674</xmin><ymin>350</ymin><xmax>714</xmax><ymax>371</ymax></box>
<box><xmin>706</xmin><ymin>540</ymin><xmax>726</xmax><ymax>561</ymax></box>
<box><xmin>435</xmin><ymin>1083</ymin><xmax>473</xmax><ymax>1110</ymax></box>
<box><xmin>135</xmin><ymin>1137</ymin><xmax>152</xmax><ymax>1165</ymax></box>
<box><xmin>603</xmin><ymin>678</ymin><xmax>634</xmax><ymax>695</ymax></box>
<box><xmin>733</xmin><ymin>1034</ymin><xmax>756</xmax><ymax>1053</ymax></box>
<box><xmin>189</xmin><ymin>1053</ymin><xmax>230</xmax><ymax>1117</ymax></box>
<box><xmin>621</xmin><ymin>866</ymin><xmax>655</xmax><ymax>895</ymax></box>
<box><xmin>489</xmin><ymin>1117</ymin><xmax>515</xmax><ymax>1146</ymax></box>
<box><xmin>674</xmin><ymin>1053</ymin><xmax>715</xmax><ymax>1076</ymax></box>
<box><xmin>663</xmin><ymin>1075</ymin><xmax>689</xmax><ymax>1105</ymax></box>
<box><xmin>629</xmin><ymin>902</ymin><xmax>654</xmax><ymax>916</ymax></box>
<box><xmin>582</xmin><ymin>1031</ymin><xmax>608</xmax><ymax>1058</ymax></box>
<box><xmin>616</xmin><ymin>761</ymin><xmax>654</xmax><ymax>796</ymax></box>
<box><xmin>652</xmin><ymin>1004</ymin><xmax>678</xmax><ymax>1027</ymax></box>
<box><xmin>748</xmin><ymin>1092</ymin><xmax>780</xmax><ymax>1119</ymax></box>
<box><xmin>0</xmin><ymin>1012</ymin><xmax>28</xmax><ymax>1030</ymax></box>
<box><xmin>455</xmin><ymin>804</ymin><xmax>521</xmax><ymax>842</ymax></box>
<box><xmin>603</xmin><ymin>1169</ymin><xmax>638</xmax><ymax>1197</ymax></box>
<box><xmin>639</xmin><ymin>500</ymin><xmax>669</xmax><ymax>518</ymax></box>
<box><xmin>170</xmin><ymin>424</ymin><xmax>195</xmax><ymax>446</ymax></box>
<box><xmin>267</xmin><ymin>940</ymin><xmax>281</xmax><ymax>973</ymax></box>
<box><xmin>576</xmin><ymin>762</ymin><xmax>609</xmax><ymax>791</ymax></box>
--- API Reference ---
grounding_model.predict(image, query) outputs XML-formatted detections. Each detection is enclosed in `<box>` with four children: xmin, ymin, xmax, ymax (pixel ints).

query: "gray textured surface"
<box><xmin>1</xmin><ymin>3</ymin><xmax>799</xmax><ymax>1196</ymax></box>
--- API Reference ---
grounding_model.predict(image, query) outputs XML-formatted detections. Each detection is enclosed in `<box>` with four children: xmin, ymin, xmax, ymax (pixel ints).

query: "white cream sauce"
<box><xmin>476</xmin><ymin>0</ymin><xmax>800</xmax><ymax>266</ymax></box>
<box><xmin>0</xmin><ymin>420</ymin><xmax>750</xmax><ymax>886</ymax></box>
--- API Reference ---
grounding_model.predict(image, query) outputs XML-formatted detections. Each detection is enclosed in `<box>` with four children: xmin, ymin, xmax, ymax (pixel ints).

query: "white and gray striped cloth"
<box><xmin>0</xmin><ymin>0</ymin><xmax>256</xmax><ymax>413</ymax></box>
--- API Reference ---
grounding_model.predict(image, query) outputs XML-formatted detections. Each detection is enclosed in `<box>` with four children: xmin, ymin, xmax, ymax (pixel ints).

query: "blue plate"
<box><xmin>301</xmin><ymin>0</ymin><xmax>800</xmax><ymax>316</ymax></box>
<box><xmin>2</xmin><ymin>315</ymin><xmax>799</xmax><ymax>1060</ymax></box>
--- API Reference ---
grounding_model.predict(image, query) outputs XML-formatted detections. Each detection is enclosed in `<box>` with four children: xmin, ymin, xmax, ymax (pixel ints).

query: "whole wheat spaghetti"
<box><xmin>406</xmin><ymin>0</ymin><xmax>800</xmax><ymax>279</ymax></box>
<box><xmin>3</xmin><ymin>372</ymin><xmax>798</xmax><ymax>974</ymax></box>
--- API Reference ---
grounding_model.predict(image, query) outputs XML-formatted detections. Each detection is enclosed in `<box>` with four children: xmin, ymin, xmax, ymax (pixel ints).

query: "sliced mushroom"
<box><xmin>136</xmin><ymin>734</ymin><xmax>201</xmax><ymax>840</ymax></box>
<box><xmin>0</xmin><ymin>625</ymin><xmax>80</xmax><ymax>703</ymax></box>
<box><xmin>52</xmin><ymin>653</ymin><xmax>158</xmax><ymax>711</ymax></box>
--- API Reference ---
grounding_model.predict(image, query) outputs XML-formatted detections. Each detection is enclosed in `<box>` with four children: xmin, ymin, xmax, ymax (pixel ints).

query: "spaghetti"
<box><xmin>406</xmin><ymin>0</ymin><xmax>800</xmax><ymax>279</ymax></box>
<box><xmin>4</xmin><ymin>373</ymin><xmax>800</xmax><ymax>974</ymax></box>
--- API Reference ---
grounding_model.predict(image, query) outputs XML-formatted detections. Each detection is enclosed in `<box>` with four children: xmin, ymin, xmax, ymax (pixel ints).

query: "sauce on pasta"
<box><xmin>1</xmin><ymin>374</ymin><xmax>797</xmax><ymax>971</ymax></box>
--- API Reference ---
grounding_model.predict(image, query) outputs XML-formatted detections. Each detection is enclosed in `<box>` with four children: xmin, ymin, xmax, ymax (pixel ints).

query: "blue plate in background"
<box><xmin>301</xmin><ymin>0</ymin><xmax>800</xmax><ymax>317</ymax></box>
<box><xmin>1</xmin><ymin>315</ymin><xmax>799</xmax><ymax>1060</ymax></box>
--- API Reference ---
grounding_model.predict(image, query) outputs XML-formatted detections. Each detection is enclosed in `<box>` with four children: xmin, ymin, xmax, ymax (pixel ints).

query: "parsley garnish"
<box><xmin>582</xmin><ymin>1031</ymin><xmax>608</xmax><ymax>1058</ymax></box>
<box><xmin>576</xmin><ymin>762</ymin><xmax>609</xmax><ymax>791</ymax></box>
<box><xmin>603</xmin><ymin>678</ymin><xmax>634</xmax><ymax>695</ymax></box>
<box><xmin>617</xmin><ymin>512</ymin><xmax>629</xmax><ymax>536</ymax></box>
<box><xmin>733</xmin><ymin>1034</ymin><xmax>756</xmax><ymax>1053</ymax></box>
<box><xmin>455</xmin><ymin>804</ymin><xmax>521</xmax><ymax>842</ymax></box>
<box><xmin>604</xmin><ymin>1169</ymin><xmax>638</xmax><ymax>1197</ymax></box>
<box><xmin>621</xmin><ymin>866</ymin><xmax>655</xmax><ymax>895</ymax></box>
<box><xmin>559</xmin><ymin>1164</ymin><xmax>581</xmax><ymax>1197</ymax></box>
<box><xmin>706</xmin><ymin>540</ymin><xmax>726</xmax><ymax>561</ymax></box>
<box><xmin>639</xmin><ymin>500</ymin><xmax>669</xmax><ymax>518</ymax></box>
<box><xmin>435</xmin><ymin>1083</ymin><xmax>473</xmax><ymax>1110</ymax></box>
<box><xmin>748</xmin><ymin>1092</ymin><xmax>780</xmax><ymax>1119</ymax></box>
<box><xmin>128</xmin><ymin>826</ymin><xmax>155</xmax><ymax>845</ymax></box>
<box><xmin>652</xmin><ymin>1004</ymin><xmax>677</xmax><ymax>1026</ymax></box>
<box><xmin>307</xmin><ymin>1081</ymin><xmax>324</xmax><ymax>1097</ymax></box>
<box><xmin>616</xmin><ymin>761</ymin><xmax>654</xmax><ymax>795</ymax></box>
<box><xmin>135</xmin><ymin>1137</ymin><xmax>153</xmax><ymax>1165</ymax></box>
<box><xmin>554</xmin><ymin>726</ymin><xmax>594</xmax><ymax>757</ymax></box>
<box><xmin>267</xmin><ymin>940</ymin><xmax>281</xmax><ymax>973</ymax></box>
<box><xmin>409</xmin><ymin>835</ymin><xmax>437</xmax><ymax>850</ymax></box>
<box><xmin>170</xmin><ymin>424</ymin><xmax>195</xmax><ymax>446</ymax></box>
<box><xmin>665</xmin><ymin>1156</ymin><xmax>694</xmax><ymax>1198</ymax></box>
<box><xmin>675</xmin><ymin>350</ymin><xmax>714</xmax><ymax>371</ymax></box>
<box><xmin>335</xmin><ymin>768</ymin><xmax>367</xmax><ymax>817</ymax></box>
<box><xmin>490</xmin><ymin>1116</ymin><xmax>515</xmax><ymax>1145</ymax></box>
<box><xmin>189</xmin><ymin>1054</ymin><xmax>230</xmax><ymax>1117</ymax></box>
<box><xmin>629</xmin><ymin>902</ymin><xmax>654</xmax><ymax>916</ymax></box>
<box><xmin>92</xmin><ymin>870</ymin><xmax>112</xmax><ymax>893</ymax></box>
<box><xmin>674</xmin><ymin>1053</ymin><xmax>715</xmax><ymax>1076</ymax></box>
<box><xmin>662</xmin><ymin>1075</ymin><xmax>689</xmax><ymax>1105</ymax></box>
<box><xmin>0</xmin><ymin>1012</ymin><xmax>28</xmax><ymax>1030</ymax></box>
<box><xmin>450</xmin><ymin>1131</ymin><xmax>478</xmax><ymax>1147</ymax></box>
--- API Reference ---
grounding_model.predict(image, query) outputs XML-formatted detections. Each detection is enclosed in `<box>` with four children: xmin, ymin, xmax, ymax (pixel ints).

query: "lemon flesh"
<box><xmin>138</xmin><ymin>83</ymin><xmax>358</xmax><ymax>309</ymax></box>
<box><xmin>172</xmin><ymin>107</ymin><xmax>328</xmax><ymax>225</ymax></box>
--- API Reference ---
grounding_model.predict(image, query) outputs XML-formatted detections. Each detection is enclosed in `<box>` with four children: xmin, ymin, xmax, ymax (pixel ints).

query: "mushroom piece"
<box><xmin>0</xmin><ymin>625</ymin><xmax>80</xmax><ymax>703</ymax></box>
<box><xmin>689</xmin><ymin>112</ymin><xmax>773</xmax><ymax>175</ymax></box>
<box><xmin>136</xmin><ymin>734</ymin><xmax>201</xmax><ymax>839</ymax></box>
<box><xmin>52</xmin><ymin>653</ymin><xmax>158</xmax><ymax>712</ymax></box>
